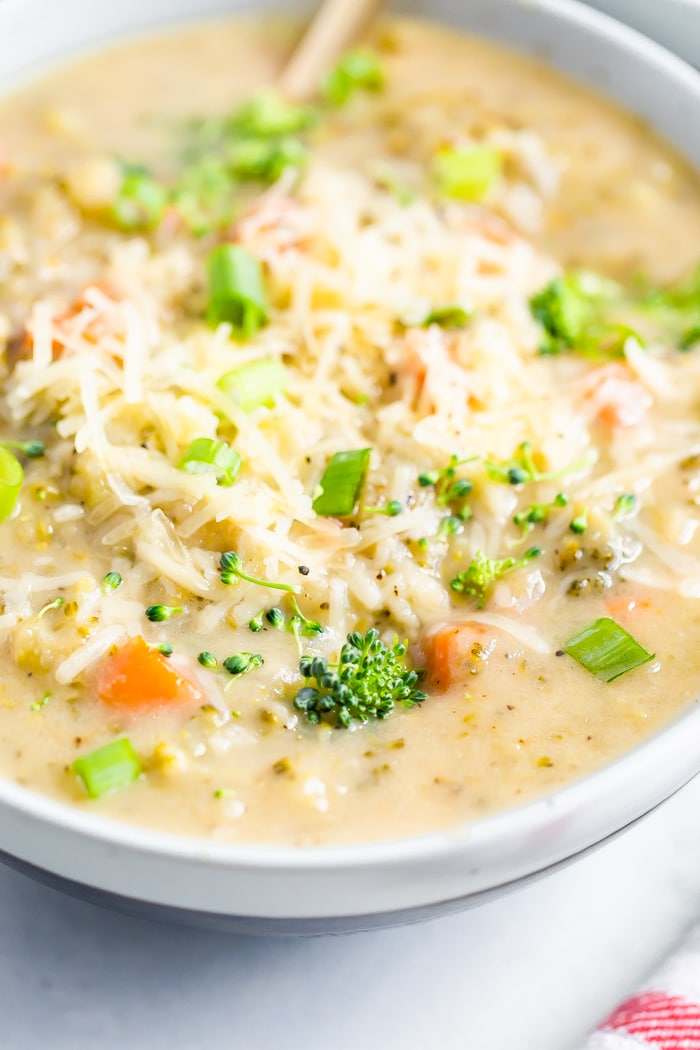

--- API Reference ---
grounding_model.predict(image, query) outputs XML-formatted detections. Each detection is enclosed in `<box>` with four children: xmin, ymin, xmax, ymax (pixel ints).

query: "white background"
<box><xmin>1</xmin><ymin>3</ymin><xmax>699</xmax><ymax>1047</ymax></box>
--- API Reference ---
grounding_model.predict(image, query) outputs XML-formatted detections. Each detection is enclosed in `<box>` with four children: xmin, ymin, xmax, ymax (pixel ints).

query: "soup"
<box><xmin>0</xmin><ymin>15</ymin><xmax>699</xmax><ymax>846</ymax></box>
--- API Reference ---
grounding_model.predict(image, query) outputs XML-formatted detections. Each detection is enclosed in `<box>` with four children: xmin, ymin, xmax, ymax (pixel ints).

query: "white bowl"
<box><xmin>585</xmin><ymin>0</ymin><xmax>699</xmax><ymax>69</ymax></box>
<box><xmin>1</xmin><ymin>0</ymin><xmax>700</xmax><ymax>934</ymax></box>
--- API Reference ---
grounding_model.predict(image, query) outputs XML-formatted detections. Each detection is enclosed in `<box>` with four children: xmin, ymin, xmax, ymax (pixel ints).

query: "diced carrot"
<box><xmin>579</xmin><ymin>363</ymin><xmax>652</xmax><ymax>428</ymax></box>
<box><xmin>605</xmin><ymin>592</ymin><xmax>655</xmax><ymax>623</ymax></box>
<box><xmin>97</xmin><ymin>636</ymin><xmax>203</xmax><ymax>714</ymax></box>
<box><xmin>425</xmin><ymin>623</ymin><xmax>495</xmax><ymax>692</ymax></box>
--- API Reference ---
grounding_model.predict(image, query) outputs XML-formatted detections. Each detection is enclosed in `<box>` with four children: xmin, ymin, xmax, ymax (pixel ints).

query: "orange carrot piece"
<box><xmin>97</xmin><ymin>636</ymin><xmax>202</xmax><ymax>713</ymax></box>
<box><xmin>605</xmin><ymin>593</ymin><xmax>654</xmax><ymax>623</ymax></box>
<box><xmin>425</xmin><ymin>623</ymin><xmax>492</xmax><ymax>692</ymax></box>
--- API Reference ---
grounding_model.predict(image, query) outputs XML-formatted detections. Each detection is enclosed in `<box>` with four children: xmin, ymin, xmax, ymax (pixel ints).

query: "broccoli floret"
<box><xmin>530</xmin><ymin>275</ymin><xmax>589</xmax><ymax>354</ymax></box>
<box><xmin>531</xmin><ymin>266</ymin><xmax>700</xmax><ymax>357</ymax></box>
<box><xmin>450</xmin><ymin>548</ymin><xmax>542</xmax><ymax>608</ymax></box>
<box><xmin>293</xmin><ymin>628</ymin><xmax>426</xmax><ymax>729</ymax></box>
<box><xmin>530</xmin><ymin>271</ymin><xmax>633</xmax><ymax>357</ymax></box>
<box><xmin>643</xmin><ymin>264</ymin><xmax>700</xmax><ymax>351</ymax></box>
<box><xmin>229</xmin><ymin>91</ymin><xmax>317</xmax><ymax>138</ymax></box>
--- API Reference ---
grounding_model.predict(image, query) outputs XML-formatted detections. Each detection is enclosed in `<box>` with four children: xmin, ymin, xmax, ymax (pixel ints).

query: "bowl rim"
<box><xmin>0</xmin><ymin>0</ymin><xmax>699</xmax><ymax>898</ymax></box>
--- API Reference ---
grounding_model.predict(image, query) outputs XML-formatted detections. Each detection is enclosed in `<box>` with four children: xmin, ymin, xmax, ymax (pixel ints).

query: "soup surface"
<box><xmin>0</xmin><ymin>16</ymin><xmax>699</xmax><ymax>845</ymax></box>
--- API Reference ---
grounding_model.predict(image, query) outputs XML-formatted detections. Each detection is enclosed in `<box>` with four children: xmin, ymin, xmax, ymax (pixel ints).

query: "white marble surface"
<box><xmin>1</xmin><ymin>774</ymin><xmax>700</xmax><ymax>1049</ymax></box>
<box><xmin>1</xmin><ymin>4</ymin><xmax>699</xmax><ymax>1048</ymax></box>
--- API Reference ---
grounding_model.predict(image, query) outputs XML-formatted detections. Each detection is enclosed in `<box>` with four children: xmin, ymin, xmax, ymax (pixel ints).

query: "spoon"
<box><xmin>279</xmin><ymin>0</ymin><xmax>391</xmax><ymax>100</ymax></box>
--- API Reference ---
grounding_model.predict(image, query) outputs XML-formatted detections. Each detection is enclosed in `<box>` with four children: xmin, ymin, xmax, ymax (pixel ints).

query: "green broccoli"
<box><xmin>531</xmin><ymin>264</ymin><xmax>700</xmax><ymax>357</ymax></box>
<box><xmin>642</xmin><ymin>264</ymin><xmax>700</xmax><ymax>350</ymax></box>
<box><xmin>450</xmin><ymin>548</ymin><xmax>542</xmax><ymax>608</ymax></box>
<box><xmin>530</xmin><ymin>275</ymin><xmax>590</xmax><ymax>354</ymax></box>
<box><xmin>293</xmin><ymin>628</ymin><xmax>426</xmax><ymax>729</ymax></box>
<box><xmin>530</xmin><ymin>271</ymin><xmax>635</xmax><ymax>357</ymax></box>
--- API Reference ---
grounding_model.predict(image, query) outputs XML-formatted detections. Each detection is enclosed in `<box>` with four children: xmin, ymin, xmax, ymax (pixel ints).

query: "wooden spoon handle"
<box><xmin>279</xmin><ymin>0</ymin><xmax>390</xmax><ymax>100</ymax></box>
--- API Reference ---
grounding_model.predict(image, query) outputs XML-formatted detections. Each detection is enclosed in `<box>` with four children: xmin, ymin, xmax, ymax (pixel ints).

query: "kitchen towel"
<box><xmin>582</xmin><ymin>923</ymin><xmax>700</xmax><ymax>1048</ymax></box>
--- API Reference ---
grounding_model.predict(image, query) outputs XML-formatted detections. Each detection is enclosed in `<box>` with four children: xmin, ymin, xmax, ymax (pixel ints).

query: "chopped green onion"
<box><xmin>37</xmin><ymin>596</ymin><xmax>63</xmax><ymax>619</ymax></box>
<box><xmin>223</xmin><ymin>652</ymin><xmax>264</xmax><ymax>676</ymax></box>
<box><xmin>73</xmin><ymin>738</ymin><xmax>142</xmax><ymax>799</ymax></box>
<box><xmin>197</xmin><ymin>651</ymin><xmax>218</xmax><ymax>669</ymax></box>
<box><xmin>231</xmin><ymin>91</ymin><xmax>318</xmax><ymax>137</ymax></box>
<box><xmin>312</xmin><ymin>448</ymin><xmax>371</xmax><ymax>517</ymax></box>
<box><xmin>421</xmin><ymin>306</ymin><xmax>472</xmax><ymax>329</ymax></box>
<box><xmin>102</xmin><ymin>571</ymin><xmax>123</xmax><ymax>592</ymax></box>
<box><xmin>155</xmin><ymin>643</ymin><xmax>174</xmax><ymax>657</ymax></box>
<box><xmin>111</xmin><ymin>168</ymin><xmax>168</xmax><ymax>231</ymax></box>
<box><xmin>180</xmin><ymin>437</ymin><xmax>242</xmax><ymax>486</ymax></box>
<box><xmin>145</xmin><ymin>604</ymin><xmax>183</xmax><ymax>623</ymax></box>
<box><xmin>206</xmin><ymin>244</ymin><xmax>269</xmax><ymax>337</ymax></box>
<box><xmin>0</xmin><ymin>439</ymin><xmax>45</xmax><ymax>458</ymax></box>
<box><xmin>217</xmin><ymin>357</ymin><xmax>288</xmax><ymax>412</ymax></box>
<box><xmin>563</xmin><ymin>617</ymin><xmax>654</xmax><ymax>682</ymax></box>
<box><xmin>219</xmin><ymin>551</ymin><xmax>301</xmax><ymax>594</ymax></box>
<box><xmin>0</xmin><ymin>448</ymin><xmax>23</xmax><ymax>521</ymax></box>
<box><xmin>432</xmin><ymin>145</ymin><xmax>502</xmax><ymax>202</ymax></box>
<box><xmin>323</xmin><ymin>49</ymin><xmax>385</xmax><ymax>107</ymax></box>
<box><xmin>248</xmin><ymin>614</ymin><xmax>264</xmax><ymax>633</ymax></box>
<box><xmin>614</xmin><ymin>493</ymin><xmax>638</xmax><ymax>521</ymax></box>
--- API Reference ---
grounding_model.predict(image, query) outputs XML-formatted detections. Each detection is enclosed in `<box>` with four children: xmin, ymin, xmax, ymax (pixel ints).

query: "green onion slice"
<box><xmin>313</xmin><ymin>448</ymin><xmax>371</xmax><ymax>517</ymax></box>
<box><xmin>433</xmin><ymin>145</ymin><xmax>502</xmax><ymax>202</ymax></box>
<box><xmin>180</xmin><ymin>437</ymin><xmax>242</xmax><ymax>486</ymax></box>
<box><xmin>0</xmin><ymin>448</ymin><xmax>23</xmax><ymax>522</ymax></box>
<box><xmin>217</xmin><ymin>358</ymin><xmax>288</xmax><ymax>413</ymax></box>
<box><xmin>72</xmin><ymin>738</ymin><xmax>142</xmax><ymax>799</ymax></box>
<box><xmin>206</xmin><ymin>244</ymin><xmax>269</xmax><ymax>337</ymax></box>
<box><xmin>563</xmin><ymin>617</ymin><xmax>654</xmax><ymax>682</ymax></box>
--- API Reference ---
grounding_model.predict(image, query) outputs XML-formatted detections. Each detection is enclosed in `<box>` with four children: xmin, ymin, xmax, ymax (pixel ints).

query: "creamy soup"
<box><xmin>0</xmin><ymin>16</ymin><xmax>699</xmax><ymax>845</ymax></box>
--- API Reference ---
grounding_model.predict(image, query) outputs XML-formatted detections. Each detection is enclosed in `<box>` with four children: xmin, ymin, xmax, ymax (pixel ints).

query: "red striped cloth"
<box><xmin>582</xmin><ymin>925</ymin><xmax>700</xmax><ymax>1048</ymax></box>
